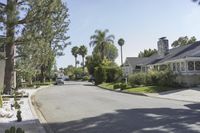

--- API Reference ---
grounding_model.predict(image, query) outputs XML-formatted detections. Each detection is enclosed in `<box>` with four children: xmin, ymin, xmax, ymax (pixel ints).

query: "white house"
<box><xmin>123</xmin><ymin>37</ymin><xmax>200</xmax><ymax>86</ymax></box>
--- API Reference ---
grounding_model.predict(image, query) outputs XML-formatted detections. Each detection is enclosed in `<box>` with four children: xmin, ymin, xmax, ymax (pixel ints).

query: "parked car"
<box><xmin>63</xmin><ymin>76</ymin><xmax>70</xmax><ymax>81</ymax></box>
<box><xmin>55</xmin><ymin>77</ymin><xmax>64</xmax><ymax>85</ymax></box>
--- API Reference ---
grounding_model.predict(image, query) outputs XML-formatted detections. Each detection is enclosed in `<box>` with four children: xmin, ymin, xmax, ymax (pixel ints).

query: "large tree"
<box><xmin>171</xmin><ymin>36</ymin><xmax>196</xmax><ymax>48</ymax></box>
<box><xmin>89</xmin><ymin>29</ymin><xmax>115</xmax><ymax>60</ymax></box>
<box><xmin>0</xmin><ymin>0</ymin><xmax>69</xmax><ymax>93</ymax></box>
<box><xmin>78</xmin><ymin>45</ymin><xmax>87</xmax><ymax>71</ymax></box>
<box><xmin>138</xmin><ymin>48</ymin><xmax>157</xmax><ymax>57</ymax></box>
<box><xmin>93</xmin><ymin>43</ymin><xmax>118</xmax><ymax>62</ymax></box>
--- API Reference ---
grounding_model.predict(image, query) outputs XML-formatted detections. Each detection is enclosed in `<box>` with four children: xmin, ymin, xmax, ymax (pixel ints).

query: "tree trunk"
<box><xmin>75</xmin><ymin>57</ymin><xmax>77</xmax><ymax>68</ymax></box>
<box><xmin>3</xmin><ymin>0</ymin><xmax>16</xmax><ymax>94</ymax></box>
<box><xmin>40</xmin><ymin>65</ymin><xmax>45</xmax><ymax>83</ymax></box>
<box><xmin>82</xmin><ymin>56</ymin><xmax>85</xmax><ymax>72</ymax></box>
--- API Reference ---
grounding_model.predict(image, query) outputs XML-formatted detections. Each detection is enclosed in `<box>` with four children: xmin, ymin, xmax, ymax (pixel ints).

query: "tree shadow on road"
<box><xmin>45</xmin><ymin>103</ymin><xmax>200</xmax><ymax>133</ymax></box>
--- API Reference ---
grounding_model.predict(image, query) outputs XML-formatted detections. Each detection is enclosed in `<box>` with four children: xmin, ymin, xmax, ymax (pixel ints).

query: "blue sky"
<box><xmin>57</xmin><ymin>0</ymin><xmax>200</xmax><ymax>68</ymax></box>
<box><xmin>1</xmin><ymin>0</ymin><xmax>200</xmax><ymax>68</ymax></box>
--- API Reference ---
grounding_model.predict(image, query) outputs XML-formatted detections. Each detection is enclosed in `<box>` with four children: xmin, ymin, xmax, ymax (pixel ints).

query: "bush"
<box><xmin>82</xmin><ymin>76</ymin><xmax>89</xmax><ymax>81</ymax></box>
<box><xmin>105</xmin><ymin>67</ymin><xmax>122</xmax><ymax>83</ymax></box>
<box><xmin>17</xmin><ymin>110</ymin><xmax>22</xmax><ymax>122</ymax></box>
<box><xmin>120</xmin><ymin>83</ymin><xmax>128</xmax><ymax>90</ymax></box>
<box><xmin>94</xmin><ymin>66</ymin><xmax>107</xmax><ymax>85</ymax></box>
<box><xmin>128</xmin><ymin>69</ymin><xmax>177</xmax><ymax>87</ymax></box>
<box><xmin>113</xmin><ymin>83</ymin><xmax>129</xmax><ymax>90</ymax></box>
<box><xmin>128</xmin><ymin>72</ymin><xmax>146</xmax><ymax>87</ymax></box>
<box><xmin>113</xmin><ymin>83</ymin><xmax>121</xmax><ymax>89</ymax></box>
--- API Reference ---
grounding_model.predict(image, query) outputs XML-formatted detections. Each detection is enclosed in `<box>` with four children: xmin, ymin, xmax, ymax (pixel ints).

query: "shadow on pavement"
<box><xmin>43</xmin><ymin>103</ymin><xmax>200</xmax><ymax>133</ymax></box>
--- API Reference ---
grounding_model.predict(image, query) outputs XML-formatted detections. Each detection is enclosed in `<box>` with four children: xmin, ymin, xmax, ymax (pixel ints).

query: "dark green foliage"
<box><xmin>5</xmin><ymin>126</ymin><xmax>25</xmax><ymax>133</ymax></box>
<box><xmin>120</xmin><ymin>83</ymin><xmax>128</xmax><ymax>90</ymax></box>
<box><xmin>128</xmin><ymin>70</ymin><xmax>177</xmax><ymax>87</ymax></box>
<box><xmin>138</xmin><ymin>48</ymin><xmax>157</xmax><ymax>57</ymax></box>
<box><xmin>171</xmin><ymin>36</ymin><xmax>196</xmax><ymax>48</ymax></box>
<box><xmin>113</xmin><ymin>83</ymin><xmax>128</xmax><ymax>90</ymax></box>
<box><xmin>17</xmin><ymin>110</ymin><xmax>22</xmax><ymax>122</ymax></box>
<box><xmin>128</xmin><ymin>73</ymin><xmax>146</xmax><ymax>86</ymax></box>
<box><xmin>82</xmin><ymin>76</ymin><xmax>89</xmax><ymax>81</ymax></box>
<box><xmin>105</xmin><ymin>67</ymin><xmax>122</xmax><ymax>83</ymax></box>
<box><xmin>113</xmin><ymin>83</ymin><xmax>121</xmax><ymax>89</ymax></box>
<box><xmin>94</xmin><ymin>66</ymin><xmax>107</xmax><ymax>85</ymax></box>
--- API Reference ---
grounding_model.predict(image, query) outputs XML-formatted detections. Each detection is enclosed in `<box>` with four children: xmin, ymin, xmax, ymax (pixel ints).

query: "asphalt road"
<box><xmin>35</xmin><ymin>81</ymin><xmax>200</xmax><ymax>133</ymax></box>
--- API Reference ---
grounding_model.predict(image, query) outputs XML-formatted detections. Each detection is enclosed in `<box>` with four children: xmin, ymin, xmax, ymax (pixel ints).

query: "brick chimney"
<box><xmin>157</xmin><ymin>37</ymin><xmax>169</xmax><ymax>58</ymax></box>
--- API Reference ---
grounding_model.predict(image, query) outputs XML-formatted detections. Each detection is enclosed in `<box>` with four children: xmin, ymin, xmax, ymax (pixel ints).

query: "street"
<box><xmin>35</xmin><ymin>81</ymin><xmax>200</xmax><ymax>133</ymax></box>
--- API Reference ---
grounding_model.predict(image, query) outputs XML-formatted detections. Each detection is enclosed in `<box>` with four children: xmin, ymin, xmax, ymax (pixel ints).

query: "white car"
<box><xmin>56</xmin><ymin>77</ymin><xmax>64</xmax><ymax>85</ymax></box>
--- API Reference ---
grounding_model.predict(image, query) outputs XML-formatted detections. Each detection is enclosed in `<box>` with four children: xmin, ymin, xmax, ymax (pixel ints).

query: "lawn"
<box><xmin>98</xmin><ymin>83</ymin><xmax>114</xmax><ymax>90</ymax></box>
<box><xmin>99</xmin><ymin>83</ymin><xmax>174</xmax><ymax>93</ymax></box>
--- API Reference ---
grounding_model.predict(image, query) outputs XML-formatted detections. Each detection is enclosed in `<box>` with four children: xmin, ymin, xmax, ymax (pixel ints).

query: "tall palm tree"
<box><xmin>118</xmin><ymin>38</ymin><xmax>125</xmax><ymax>66</ymax></box>
<box><xmin>71</xmin><ymin>46</ymin><xmax>79</xmax><ymax>68</ymax></box>
<box><xmin>78</xmin><ymin>45</ymin><xmax>88</xmax><ymax>71</ymax></box>
<box><xmin>90</xmin><ymin>29</ymin><xmax>115</xmax><ymax>60</ymax></box>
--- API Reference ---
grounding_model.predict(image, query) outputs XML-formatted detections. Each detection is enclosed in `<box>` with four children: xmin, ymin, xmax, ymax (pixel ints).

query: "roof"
<box><xmin>125</xmin><ymin>41</ymin><xmax>200</xmax><ymax>66</ymax></box>
<box><xmin>125</xmin><ymin>57</ymin><xmax>149</xmax><ymax>67</ymax></box>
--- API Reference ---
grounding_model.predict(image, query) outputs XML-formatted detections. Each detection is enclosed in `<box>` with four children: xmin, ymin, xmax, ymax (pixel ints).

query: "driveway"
<box><xmin>35</xmin><ymin>81</ymin><xmax>200</xmax><ymax>133</ymax></box>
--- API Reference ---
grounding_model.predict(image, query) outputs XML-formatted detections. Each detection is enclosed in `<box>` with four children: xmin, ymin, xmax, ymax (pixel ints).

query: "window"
<box><xmin>177</xmin><ymin>62</ymin><xmax>180</xmax><ymax>72</ymax></box>
<box><xmin>181</xmin><ymin>62</ymin><xmax>185</xmax><ymax>71</ymax></box>
<box><xmin>188</xmin><ymin>61</ymin><xmax>194</xmax><ymax>71</ymax></box>
<box><xmin>195</xmin><ymin>61</ymin><xmax>200</xmax><ymax>70</ymax></box>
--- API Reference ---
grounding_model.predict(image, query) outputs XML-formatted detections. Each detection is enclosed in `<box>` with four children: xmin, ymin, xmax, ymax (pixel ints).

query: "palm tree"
<box><xmin>118</xmin><ymin>38</ymin><xmax>125</xmax><ymax>66</ymax></box>
<box><xmin>78</xmin><ymin>45</ymin><xmax>88</xmax><ymax>71</ymax></box>
<box><xmin>90</xmin><ymin>29</ymin><xmax>115</xmax><ymax>60</ymax></box>
<box><xmin>71</xmin><ymin>46</ymin><xmax>79</xmax><ymax>68</ymax></box>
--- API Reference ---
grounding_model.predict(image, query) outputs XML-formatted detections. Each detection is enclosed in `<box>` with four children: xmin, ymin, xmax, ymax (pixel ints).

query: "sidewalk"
<box><xmin>0</xmin><ymin>88</ymin><xmax>47</xmax><ymax>133</ymax></box>
<box><xmin>147</xmin><ymin>87</ymin><xmax>200</xmax><ymax>103</ymax></box>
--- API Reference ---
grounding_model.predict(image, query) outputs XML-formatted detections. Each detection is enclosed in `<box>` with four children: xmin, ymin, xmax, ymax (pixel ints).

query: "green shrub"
<box><xmin>128</xmin><ymin>69</ymin><xmax>177</xmax><ymax>88</ymax></box>
<box><xmin>5</xmin><ymin>126</ymin><xmax>25</xmax><ymax>133</ymax></box>
<box><xmin>105</xmin><ymin>67</ymin><xmax>122</xmax><ymax>83</ymax></box>
<box><xmin>82</xmin><ymin>76</ymin><xmax>89</xmax><ymax>81</ymax></box>
<box><xmin>113</xmin><ymin>83</ymin><xmax>121</xmax><ymax>89</ymax></box>
<box><xmin>128</xmin><ymin>72</ymin><xmax>146</xmax><ymax>87</ymax></box>
<box><xmin>120</xmin><ymin>83</ymin><xmax>128</xmax><ymax>90</ymax></box>
<box><xmin>94</xmin><ymin>66</ymin><xmax>107</xmax><ymax>85</ymax></box>
<box><xmin>17</xmin><ymin>110</ymin><xmax>22</xmax><ymax>122</ymax></box>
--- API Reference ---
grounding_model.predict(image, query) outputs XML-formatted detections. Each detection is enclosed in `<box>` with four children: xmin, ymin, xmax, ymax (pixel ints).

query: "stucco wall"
<box><xmin>0</xmin><ymin>59</ymin><xmax>5</xmax><ymax>90</ymax></box>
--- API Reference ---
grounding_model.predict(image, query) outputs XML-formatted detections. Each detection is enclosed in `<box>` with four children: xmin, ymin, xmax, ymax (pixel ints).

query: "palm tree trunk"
<box><xmin>82</xmin><ymin>56</ymin><xmax>84</xmax><ymax>72</ymax></box>
<box><xmin>75</xmin><ymin>57</ymin><xmax>77</xmax><ymax>68</ymax></box>
<box><xmin>120</xmin><ymin>46</ymin><xmax>123</xmax><ymax>66</ymax></box>
<box><xmin>3</xmin><ymin>0</ymin><xmax>16</xmax><ymax>94</ymax></box>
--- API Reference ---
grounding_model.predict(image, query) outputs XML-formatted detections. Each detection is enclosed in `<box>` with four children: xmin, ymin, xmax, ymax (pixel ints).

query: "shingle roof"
<box><xmin>126</xmin><ymin>41</ymin><xmax>200</xmax><ymax>66</ymax></box>
<box><xmin>125</xmin><ymin>57</ymin><xmax>149</xmax><ymax>67</ymax></box>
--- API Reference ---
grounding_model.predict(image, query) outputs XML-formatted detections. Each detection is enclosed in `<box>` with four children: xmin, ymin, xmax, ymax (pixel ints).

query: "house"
<box><xmin>123</xmin><ymin>37</ymin><xmax>200</xmax><ymax>86</ymax></box>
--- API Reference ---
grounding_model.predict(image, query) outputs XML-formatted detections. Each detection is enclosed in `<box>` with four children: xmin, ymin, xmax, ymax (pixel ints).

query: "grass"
<box><xmin>98</xmin><ymin>83</ymin><xmax>114</xmax><ymax>90</ymax></box>
<box><xmin>99</xmin><ymin>83</ymin><xmax>175</xmax><ymax>93</ymax></box>
<box><xmin>126</xmin><ymin>86</ymin><xmax>171</xmax><ymax>93</ymax></box>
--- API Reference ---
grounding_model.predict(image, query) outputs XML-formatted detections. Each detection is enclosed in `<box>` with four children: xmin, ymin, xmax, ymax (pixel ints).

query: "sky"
<box><xmin>1</xmin><ymin>0</ymin><xmax>200</xmax><ymax>68</ymax></box>
<box><xmin>57</xmin><ymin>0</ymin><xmax>200</xmax><ymax>68</ymax></box>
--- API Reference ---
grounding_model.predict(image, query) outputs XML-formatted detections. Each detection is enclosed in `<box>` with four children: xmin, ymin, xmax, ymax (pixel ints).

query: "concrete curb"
<box><xmin>97</xmin><ymin>85</ymin><xmax>198</xmax><ymax>103</ymax></box>
<box><xmin>97</xmin><ymin>85</ymin><xmax>147</xmax><ymax>96</ymax></box>
<box><xmin>28</xmin><ymin>85</ymin><xmax>54</xmax><ymax>133</ymax></box>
